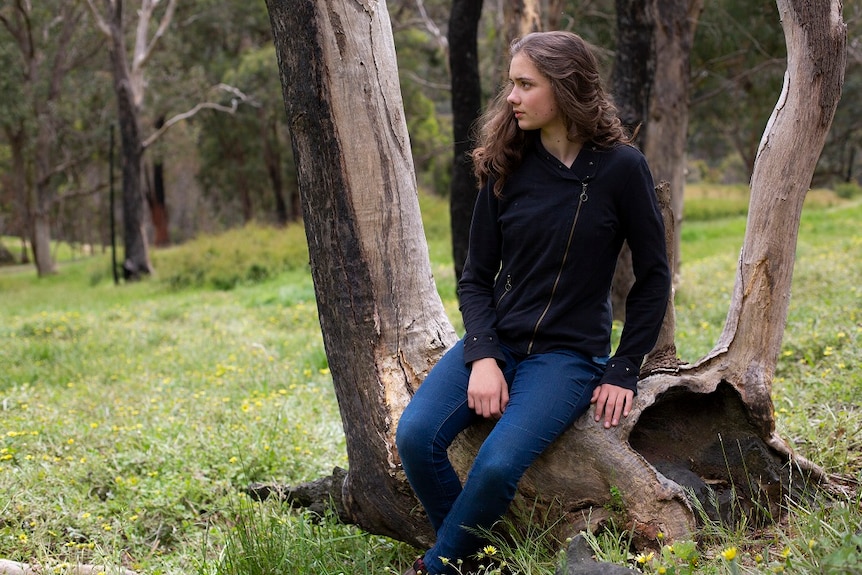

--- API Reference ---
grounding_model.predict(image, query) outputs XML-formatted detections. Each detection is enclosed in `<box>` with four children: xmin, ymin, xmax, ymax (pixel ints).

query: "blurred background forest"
<box><xmin>1</xmin><ymin>0</ymin><xmax>861</xmax><ymax>275</ymax></box>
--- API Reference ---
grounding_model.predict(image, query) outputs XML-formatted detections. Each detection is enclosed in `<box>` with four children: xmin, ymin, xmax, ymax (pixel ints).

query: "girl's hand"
<box><xmin>590</xmin><ymin>383</ymin><xmax>633</xmax><ymax>428</ymax></box>
<box><xmin>467</xmin><ymin>358</ymin><xmax>509</xmax><ymax>418</ymax></box>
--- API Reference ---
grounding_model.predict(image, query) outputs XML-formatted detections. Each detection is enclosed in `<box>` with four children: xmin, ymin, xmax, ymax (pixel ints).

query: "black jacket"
<box><xmin>458</xmin><ymin>138</ymin><xmax>671</xmax><ymax>393</ymax></box>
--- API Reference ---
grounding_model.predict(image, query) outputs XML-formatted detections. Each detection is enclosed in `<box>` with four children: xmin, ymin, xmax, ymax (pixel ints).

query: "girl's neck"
<box><xmin>540</xmin><ymin>127</ymin><xmax>583</xmax><ymax>168</ymax></box>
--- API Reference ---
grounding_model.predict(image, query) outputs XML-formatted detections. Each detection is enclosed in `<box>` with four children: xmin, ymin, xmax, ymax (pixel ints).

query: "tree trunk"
<box><xmin>610</xmin><ymin>0</ymin><xmax>701</xmax><ymax>320</ymax></box>
<box><xmin>107</xmin><ymin>5</ymin><xmax>151</xmax><ymax>280</ymax></box>
<box><xmin>503</xmin><ymin>0</ymin><xmax>541</xmax><ymax>43</ymax></box>
<box><xmin>265</xmin><ymin>0</ymin><xmax>457</xmax><ymax>545</ymax></box>
<box><xmin>29</xmin><ymin>206</ymin><xmax>56</xmax><ymax>276</ymax></box>
<box><xmin>448</xmin><ymin>0</ymin><xmax>483</xmax><ymax>287</ymax></box>
<box><xmin>265</xmin><ymin>0</ymin><xmax>846</xmax><ymax>551</ymax></box>
<box><xmin>5</xmin><ymin>128</ymin><xmax>48</xmax><ymax>273</ymax></box>
<box><xmin>609</xmin><ymin>0</ymin><xmax>655</xmax><ymax>321</ymax></box>
<box><xmin>147</xmin><ymin>159</ymin><xmax>170</xmax><ymax>247</ymax></box>
<box><xmin>147</xmin><ymin>116</ymin><xmax>170</xmax><ymax>247</ymax></box>
<box><xmin>612</xmin><ymin>0</ymin><xmax>655</xmax><ymax>134</ymax></box>
<box><xmin>31</xmin><ymin>105</ymin><xmax>59</xmax><ymax>276</ymax></box>
<box><xmin>642</xmin><ymin>0</ymin><xmax>703</xmax><ymax>285</ymax></box>
<box><xmin>261</xmin><ymin>109</ymin><xmax>289</xmax><ymax>226</ymax></box>
<box><xmin>88</xmin><ymin>0</ymin><xmax>178</xmax><ymax>279</ymax></box>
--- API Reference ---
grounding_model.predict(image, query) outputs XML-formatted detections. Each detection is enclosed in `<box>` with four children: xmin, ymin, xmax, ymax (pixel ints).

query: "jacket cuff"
<box><xmin>600</xmin><ymin>357</ymin><xmax>641</xmax><ymax>394</ymax></box>
<box><xmin>462</xmin><ymin>332</ymin><xmax>505</xmax><ymax>365</ymax></box>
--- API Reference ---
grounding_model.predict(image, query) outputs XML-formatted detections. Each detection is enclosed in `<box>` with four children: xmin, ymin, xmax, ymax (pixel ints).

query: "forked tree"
<box><xmin>263</xmin><ymin>0</ymin><xmax>846</xmax><ymax>549</ymax></box>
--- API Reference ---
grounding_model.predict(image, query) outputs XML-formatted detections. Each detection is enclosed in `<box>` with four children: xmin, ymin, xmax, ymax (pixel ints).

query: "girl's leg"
<box><xmin>396</xmin><ymin>339</ymin><xmax>484</xmax><ymax>531</ymax></box>
<box><xmin>422</xmin><ymin>350</ymin><xmax>605</xmax><ymax>573</ymax></box>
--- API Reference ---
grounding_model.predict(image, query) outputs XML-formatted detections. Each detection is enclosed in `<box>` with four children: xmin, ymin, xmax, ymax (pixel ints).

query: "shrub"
<box><xmin>833</xmin><ymin>181</ymin><xmax>862</xmax><ymax>199</ymax></box>
<box><xmin>152</xmin><ymin>222</ymin><xmax>309</xmax><ymax>291</ymax></box>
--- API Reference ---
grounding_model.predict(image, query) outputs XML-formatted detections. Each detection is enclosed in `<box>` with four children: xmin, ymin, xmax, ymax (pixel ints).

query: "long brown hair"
<box><xmin>472</xmin><ymin>31</ymin><xmax>630</xmax><ymax>197</ymax></box>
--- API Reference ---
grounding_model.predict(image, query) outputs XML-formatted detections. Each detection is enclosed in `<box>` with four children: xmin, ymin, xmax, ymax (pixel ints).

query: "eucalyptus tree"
<box><xmin>160</xmin><ymin>0</ymin><xmax>298</xmax><ymax>229</ymax></box>
<box><xmin>85</xmin><ymin>0</ymin><xmax>179</xmax><ymax>279</ymax></box>
<box><xmin>197</xmin><ymin>45</ymin><xmax>298</xmax><ymax>227</ymax></box>
<box><xmin>86</xmin><ymin>0</ymin><xmax>254</xmax><ymax>278</ymax></box>
<box><xmin>448</xmin><ymin>0</ymin><xmax>483</xmax><ymax>285</ymax></box>
<box><xmin>265</xmin><ymin>0</ymin><xmax>845</xmax><ymax>554</ymax></box>
<box><xmin>0</xmin><ymin>0</ymin><xmax>104</xmax><ymax>276</ymax></box>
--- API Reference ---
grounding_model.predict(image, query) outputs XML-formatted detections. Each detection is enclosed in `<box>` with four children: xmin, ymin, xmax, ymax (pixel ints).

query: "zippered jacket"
<box><xmin>458</xmin><ymin>138</ymin><xmax>671</xmax><ymax>393</ymax></box>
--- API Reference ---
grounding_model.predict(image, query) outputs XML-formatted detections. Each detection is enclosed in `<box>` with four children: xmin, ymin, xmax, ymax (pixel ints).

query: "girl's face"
<box><xmin>506</xmin><ymin>52</ymin><xmax>564</xmax><ymax>134</ymax></box>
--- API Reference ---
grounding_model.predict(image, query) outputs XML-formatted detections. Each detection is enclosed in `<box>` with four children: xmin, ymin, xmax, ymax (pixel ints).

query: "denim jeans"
<box><xmin>396</xmin><ymin>338</ymin><xmax>606</xmax><ymax>574</ymax></box>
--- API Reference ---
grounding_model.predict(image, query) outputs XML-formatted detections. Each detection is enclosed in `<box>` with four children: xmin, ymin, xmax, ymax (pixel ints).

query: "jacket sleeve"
<box><xmin>601</xmin><ymin>152</ymin><xmax>672</xmax><ymax>393</ymax></box>
<box><xmin>457</xmin><ymin>181</ymin><xmax>506</xmax><ymax>365</ymax></box>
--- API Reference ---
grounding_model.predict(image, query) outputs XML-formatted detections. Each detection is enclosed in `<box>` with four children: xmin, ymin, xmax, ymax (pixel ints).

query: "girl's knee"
<box><xmin>396</xmin><ymin>411</ymin><xmax>429</xmax><ymax>461</ymax></box>
<box><xmin>468</xmin><ymin>453</ymin><xmax>520</xmax><ymax>491</ymax></box>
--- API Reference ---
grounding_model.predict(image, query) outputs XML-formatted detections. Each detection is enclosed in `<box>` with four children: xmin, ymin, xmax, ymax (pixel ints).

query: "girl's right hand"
<box><xmin>467</xmin><ymin>358</ymin><xmax>509</xmax><ymax>418</ymax></box>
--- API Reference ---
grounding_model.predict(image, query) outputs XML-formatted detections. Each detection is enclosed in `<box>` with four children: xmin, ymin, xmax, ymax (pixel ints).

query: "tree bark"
<box><xmin>103</xmin><ymin>0</ymin><xmax>152</xmax><ymax>279</ymax></box>
<box><xmin>261</xmin><ymin>109</ymin><xmax>290</xmax><ymax>226</ymax></box>
<box><xmin>266</xmin><ymin>0</ymin><xmax>457</xmax><ymax>545</ymax></box>
<box><xmin>265</xmin><ymin>0</ymin><xmax>846</xmax><ymax>551</ymax></box>
<box><xmin>642</xmin><ymin>0</ymin><xmax>703</xmax><ymax>285</ymax></box>
<box><xmin>612</xmin><ymin>0</ymin><xmax>655</xmax><ymax>135</ymax></box>
<box><xmin>448</xmin><ymin>0</ymin><xmax>484</xmax><ymax>287</ymax></box>
<box><xmin>110</xmin><ymin>34</ymin><xmax>151</xmax><ymax>279</ymax></box>
<box><xmin>147</xmin><ymin>116</ymin><xmax>170</xmax><ymax>247</ymax></box>
<box><xmin>503</xmin><ymin>0</ymin><xmax>541</xmax><ymax>44</ymax></box>
<box><xmin>609</xmin><ymin>0</ymin><xmax>655</xmax><ymax>320</ymax></box>
<box><xmin>87</xmin><ymin>0</ymin><xmax>180</xmax><ymax>279</ymax></box>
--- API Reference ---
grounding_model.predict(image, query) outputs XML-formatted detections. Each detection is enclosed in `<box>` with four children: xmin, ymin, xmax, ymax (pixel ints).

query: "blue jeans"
<box><xmin>396</xmin><ymin>339</ymin><xmax>606</xmax><ymax>574</ymax></box>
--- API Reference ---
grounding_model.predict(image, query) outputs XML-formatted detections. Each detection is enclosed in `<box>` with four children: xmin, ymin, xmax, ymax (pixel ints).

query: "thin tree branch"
<box><xmin>414</xmin><ymin>0</ymin><xmax>448</xmax><ymax>54</ymax></box>
<box><xmin>402</xmin><ymin>70</ymin><xmax>450</xmax><ymax>92</ymax></box>
<box><xmin>16</xmin><ymin>0</ymin><xmax>35</xmax><ymax>60</ymax></box>
<box><xmin>141</xmin><ymin>84</ymin><xmax>258</xmax><ymax>149</ymax></box>
<box><xmin>690</xmin><ymin>58</ymin><xmax>785</xmax><ymax>106</ymax></box>
<box><xmin>47</xmin><ymin>4</ymin><xmax>80</xmax><ymax>102</ymax></box>
<box><xmin>136</xmin><ymin>0</ymin><xmax>178</xmax><ymax>71</ymax></box>
<box><xmin>35</xmin><ymin>155</ymin><xmax>90</xmax><ymax>188</ymax></box>
<box><xmin>84</xmin><ymin>0</ymin><xmax>112</xmax><ymax>37</ymax></box>
<box><xmin>55</xmin><ymin>182</ymin><xmax>109</xmax><ymax>203</ymax></box>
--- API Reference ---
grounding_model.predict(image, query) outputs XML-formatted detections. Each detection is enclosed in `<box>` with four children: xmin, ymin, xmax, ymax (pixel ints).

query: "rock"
<box><xmin>555</xmin><ymin>535</ymin><xmax>640</xmax><ymax>575</ymax></box>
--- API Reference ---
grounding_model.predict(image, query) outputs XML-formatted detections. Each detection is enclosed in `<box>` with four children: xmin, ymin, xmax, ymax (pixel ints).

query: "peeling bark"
<box><xmin>266</xmin><ymin>0</ymin><xmax>456</xmax><ymax>545</ymax></box>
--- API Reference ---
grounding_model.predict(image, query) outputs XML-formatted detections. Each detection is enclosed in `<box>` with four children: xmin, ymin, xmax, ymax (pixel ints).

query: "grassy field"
<box><xmin>0</xmin><ymin>188</ymin><xmax>860</xmax><ymax>575</ymax></box>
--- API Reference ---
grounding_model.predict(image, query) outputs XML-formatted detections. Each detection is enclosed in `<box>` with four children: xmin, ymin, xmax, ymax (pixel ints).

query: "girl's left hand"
<box><xmin>590</xmin><ymin>383</ymin><xmax>633</xmax><ymax>428</ymax></box>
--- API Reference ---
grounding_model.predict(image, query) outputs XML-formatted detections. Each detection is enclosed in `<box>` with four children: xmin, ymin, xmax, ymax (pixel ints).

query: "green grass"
<box><xmin>1</xmin><ymin>188</ymin><xmax>860</xmax><ymax>574</ymax></box>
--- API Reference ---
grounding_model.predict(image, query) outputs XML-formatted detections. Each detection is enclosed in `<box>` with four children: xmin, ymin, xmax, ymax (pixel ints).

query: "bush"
<box><xmin>833</xmin><ymin>181</ymin><xmax>862</xmax><ymax>199</ymax></box>
<box><xmin>152</xmin><ymin>222</ymin><xmax>309</xmax><ymax>291</ymax></box>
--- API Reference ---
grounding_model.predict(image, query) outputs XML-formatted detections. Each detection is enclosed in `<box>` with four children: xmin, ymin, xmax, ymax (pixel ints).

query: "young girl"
<box><xmin>396</xmin><ymin>30</ymin><xmax>671</xmax><ymax>575</ymax></box>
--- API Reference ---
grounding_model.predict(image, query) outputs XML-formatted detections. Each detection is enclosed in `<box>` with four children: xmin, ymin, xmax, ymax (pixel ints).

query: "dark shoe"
<box><xmin>403</xmin><ymin>557</ymin><xmax>428</xmax><ymax>575</ymax></box>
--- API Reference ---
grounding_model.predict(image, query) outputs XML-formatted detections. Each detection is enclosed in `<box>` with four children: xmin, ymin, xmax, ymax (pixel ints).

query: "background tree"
<box><xmin>86</xmin><ymin>0</ymin><xmax>179</xmax><ymax>279</ymax></box>
<box><xmin>448</xmin><ymin>0</ymin><xmax>483</xmax><ymax>285</ymax></box>
<box><xmin>390</xmin><ymin>1</ymin><xmax>453</xmax><ymax>199</ymax></box>
<box><xmin>197</xmin><ymin>46</ymin><xmax>299</xmax><ymax>227</ymax></box>
<box><xmin>0</xmin><ymin>0</ymin><xmax>103</xmax><ymax>276</ymax></box>
<box><xmin>265</xmin><ymin>0</ymin><xmax>846</xmax><ymax>550</ymax></box>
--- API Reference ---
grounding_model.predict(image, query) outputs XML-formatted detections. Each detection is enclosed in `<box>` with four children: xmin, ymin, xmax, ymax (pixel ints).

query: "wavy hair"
<box><xmin>472</xmin><ymin>31</ymin><xmax>630</xmax><ymax>197</ymax></box>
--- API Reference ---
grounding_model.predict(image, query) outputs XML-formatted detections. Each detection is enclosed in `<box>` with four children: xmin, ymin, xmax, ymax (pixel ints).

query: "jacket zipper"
<box><xmin>496</xmin><ymin>274</ymin><xmax>513</xmax><ymax>307</ymax></box>
<box><xmin>527</xmin><ymin>181</ymin><xmax>589</xmax><ymax>354</ymax></box>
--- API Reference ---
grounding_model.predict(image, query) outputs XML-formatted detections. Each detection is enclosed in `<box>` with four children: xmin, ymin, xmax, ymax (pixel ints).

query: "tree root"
<box><xmin>245</xmin><ymin>466</ymin><xmax>350</xmax><ymax>522</ymax></box>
